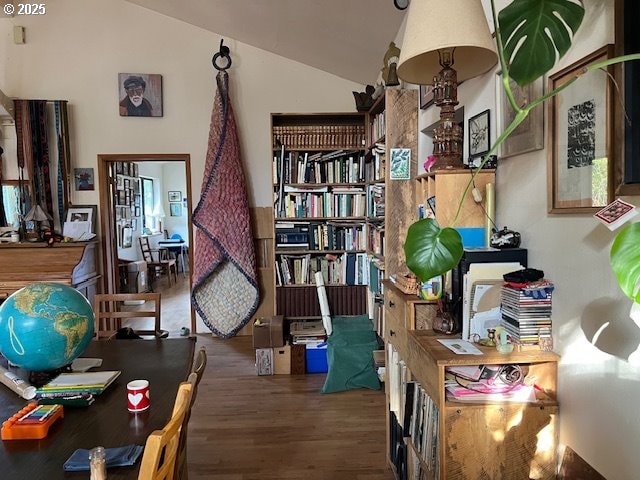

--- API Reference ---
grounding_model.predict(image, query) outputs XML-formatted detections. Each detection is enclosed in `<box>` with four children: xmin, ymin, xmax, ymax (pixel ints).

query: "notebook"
<box><xmin>37</xmin><ymin>371</ymin><xmax>121</xmax><ymax>395</ymax></box>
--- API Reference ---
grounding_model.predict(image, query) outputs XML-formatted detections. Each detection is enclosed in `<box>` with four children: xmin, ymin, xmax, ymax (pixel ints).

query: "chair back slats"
<box><xmin>174</xmin><ymin>348</ymin><xmax>207</xmax><ymax>479</ymax></box>
<box><xmin>138</xmin><ymin>381</ymin><xmax>194</xmax><ymax>480</ymax></box>
<box><xmin>94</xmin><ymin>293</ymin><xmax>164</xmax><ymax>339</ymax></box>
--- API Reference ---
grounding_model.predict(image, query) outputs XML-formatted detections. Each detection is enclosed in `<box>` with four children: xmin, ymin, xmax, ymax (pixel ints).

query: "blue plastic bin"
<box><xmin>305</xmin><ymin>343</ymin><xmax>328</xmax><ymax>373</ymax></box>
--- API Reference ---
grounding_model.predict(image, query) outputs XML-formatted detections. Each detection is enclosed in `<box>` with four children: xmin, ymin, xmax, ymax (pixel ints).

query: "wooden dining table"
<box><xmin>0</xmin><ymin>337</ymin><xmax>196</xmax><ymax>480</ymax></box>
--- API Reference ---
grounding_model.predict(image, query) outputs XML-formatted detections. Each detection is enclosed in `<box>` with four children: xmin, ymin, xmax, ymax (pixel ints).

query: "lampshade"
<box><xmin>396</xmin><ymin>0</ymin><xmax>497</xmax><ymax>85</ymax></box>
<box><xmin>24</xmin><ymin>204</ymin><xmax>52</xmax><ymax>222</ymax></box>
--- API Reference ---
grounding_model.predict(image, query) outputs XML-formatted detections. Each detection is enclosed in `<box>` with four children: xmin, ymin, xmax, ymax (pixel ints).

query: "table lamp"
<box><xmin>397</xmin><ymin>0</ymin><xmax>497</xmax><ymax>169</ymax></box>
<box><xmin>24</xmin><ymin>204</ymin><xmax>52</xmax><ymax>241</ymax></box>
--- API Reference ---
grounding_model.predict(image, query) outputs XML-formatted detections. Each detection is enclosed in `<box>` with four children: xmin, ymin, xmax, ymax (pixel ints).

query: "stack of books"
<box><xmin>500</xmin><ymin>280</ymin><xmax>553</xmax><ymax>345</ymax></box>
<box><xmin>289</xmin><ymin>320</ymin><xmax>326</xmax><ymax>345</ymax></box>
<box><xmin>35</xmin><ymin>371</ymin><xmax>121</xmax><ymax>398</ymax></box>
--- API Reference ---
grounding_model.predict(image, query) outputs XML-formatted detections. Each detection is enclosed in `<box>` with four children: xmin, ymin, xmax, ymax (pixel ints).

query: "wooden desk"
<box><xmin>0</xmin><ymin>338</ymin><xmax>196</xmax><ymax>479</ymax></box>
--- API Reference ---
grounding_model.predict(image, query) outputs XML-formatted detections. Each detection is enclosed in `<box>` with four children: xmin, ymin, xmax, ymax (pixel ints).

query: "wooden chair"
<box><xmin>138</xmin><ymin>379</ymin><xmax>194</xmax><ymax>480</ymax></box>
<box><xmin>139</xmin><ymin>236</ymin><xmax>178</xmax><ymax>288</ymax></box>
<box><xmin>93</xmin><ymin>292</ymin><xmax>167</xmax><ymax>339</ymax></box>
<box><xmin>175</xmin><ymin>348</ymin><xmax>207</xmax><ymax>479</ymax></box>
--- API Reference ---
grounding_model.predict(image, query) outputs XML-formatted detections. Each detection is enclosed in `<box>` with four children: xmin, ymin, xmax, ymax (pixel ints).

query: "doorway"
<box><xmin>97</xmin><ymin>153</ymin><xmax>195</xmax><ymax>334</ymax></box>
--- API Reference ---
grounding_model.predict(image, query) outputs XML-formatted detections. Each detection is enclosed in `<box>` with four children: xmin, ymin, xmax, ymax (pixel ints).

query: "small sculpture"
<box><xmin>353</xmin><ymin>85</ymin><xmax>375</xmax><ymax>112</ymax></box>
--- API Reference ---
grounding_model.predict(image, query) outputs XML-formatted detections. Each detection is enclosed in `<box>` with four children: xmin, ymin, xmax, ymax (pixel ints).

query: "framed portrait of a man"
<box><xmin>118</xmin><ymin>73</ymin><xmax>163</xmax><ymax>117</ymax></box>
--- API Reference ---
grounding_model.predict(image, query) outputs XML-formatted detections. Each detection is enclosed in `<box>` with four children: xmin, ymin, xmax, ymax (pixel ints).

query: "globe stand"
<box><xmin>29</xmin><ymin>364</ymin><xmax>73</xmax><ymax>388</ymax></box>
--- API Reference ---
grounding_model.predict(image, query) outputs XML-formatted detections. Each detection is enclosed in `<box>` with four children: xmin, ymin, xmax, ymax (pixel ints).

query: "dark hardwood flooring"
<box><xmin>186</xmin><ymin>334</ymin><xmax>393</xmax><ymax>480</ymax></box>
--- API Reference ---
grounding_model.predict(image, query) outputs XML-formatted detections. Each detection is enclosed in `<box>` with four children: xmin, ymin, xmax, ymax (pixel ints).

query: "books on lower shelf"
<box><xmin>290</xmin><ymin>320</ymin><xmax>326</xmax><ymax>344</ymax></box>
<box><xmin>36</xmin><ymin>370</ymin><xmax>121</xmax><ymax>396</ymax></box>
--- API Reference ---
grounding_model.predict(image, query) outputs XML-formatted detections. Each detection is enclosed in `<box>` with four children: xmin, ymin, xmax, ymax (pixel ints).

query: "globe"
<box><xmin>0</xmin><ymin>282</ymin><xmax>94</xmax><ymax>371</ymax></box>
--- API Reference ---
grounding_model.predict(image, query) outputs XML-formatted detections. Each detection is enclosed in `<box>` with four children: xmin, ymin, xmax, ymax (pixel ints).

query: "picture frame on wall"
<box><xmin>168</xmin><ymin>191</ymin><xmax>181</xmax><ymax>202</ymax></box>
<box><xmin>169</xmin><ymin>202</ymin><xmax>182</xmax><ymax>216</ymax></box>
<box><xmin>419</xmin><ymin>84</ymin><xmax>435</xmax><ymax>109</ymax></box>
<box><xmin>389</xmin><ymin>148</ymin><xmax>411</xmax><ymax>180</ymax></box>
<box><xmin>495</xmin><ymin>72</ymin><xmax>544</xmax><ymax>158</ymax></box>
<box><xmin>118</xmin><ymin>73</ymin><xmax>163</xmax><ymax>117</ymax></box>
<box><xmin>468</xmin><ymin>109</ymin><xmax>490</xmax><ymax>160</ymax></box>
<box><xmin>548</xmin><ymin>45</ymin><xmax>614</xmax><ymax>213</ymax></box>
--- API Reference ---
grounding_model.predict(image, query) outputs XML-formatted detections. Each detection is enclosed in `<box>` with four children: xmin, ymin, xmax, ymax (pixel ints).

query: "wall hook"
<box><xmin>212</xmin><ymin>38</ymin><xmax>232</xmax><ymax>71</ymax></box>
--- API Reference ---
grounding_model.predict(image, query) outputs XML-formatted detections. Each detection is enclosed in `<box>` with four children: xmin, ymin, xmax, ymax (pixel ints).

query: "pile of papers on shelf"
<box><xmin>444</xmin><ymin>366</ymin><xmax>536</xmax><ymax>403</ymax></box>
<box><xmin>289</xmin><ymin>320</ymin><xmax>326</xmax><ymax>345</ymax></box>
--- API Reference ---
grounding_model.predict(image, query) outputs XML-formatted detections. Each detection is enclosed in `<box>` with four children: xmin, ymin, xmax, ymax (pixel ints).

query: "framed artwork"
<box><xmin>65</xmin><ymin>205</ymin><xmax>97</xmax><ymax>232</ymax></box>
<box><xmin>389</xmin><ymin>148</ymin><xmax>411</xmax><ymax>180</ymax></box>
<box><xmin>169</xmin><ymin>202</ymin><xmax>182</xmax><ymax>216</ymax></box>
<box><xmin>74</xmin><ymin>168</ymin><xmax>94</xmax><ymax>191</ymax></box>
<box><xmin>419</xmin><ymin>84</ymin><xmax>435</xmax><ymax>110</ymax></box>
<box><xmin>118</xmin><ymin>73</ymin><xmax>163</xmax><ymax>117</ymax></box>
<box><xmin>122</xmin><ymin>226</ymin><xmax>133</xmax><ymax>248</ymax></box>
<box><xmin>168</xmin><ymin>191</ymin><xmax>181</xmax><ymax>202</ymax></box>
<box><xmin>116</xmin><ymin>175</ymin><xmax>124</xmax><ymax>190</ymax></box>
<box><xmin>468</xmin><ymin>109</ymin><xmax>491</xmax><ymax>160</ymax></box>
<box><xmin>495</xmin><ymin>73</ymin><xmax>544</xmax><ymax>158</ymax></box>
<box><xmin>548</xmin><ymin>45</ymin><xmax>614</xmax><ymax>213</ymax></box>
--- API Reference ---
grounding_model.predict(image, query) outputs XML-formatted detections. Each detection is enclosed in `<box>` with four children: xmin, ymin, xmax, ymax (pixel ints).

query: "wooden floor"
<box><xmin>186</xmin><ymin>334</ymin><xmax>394</xmax><ymax>480</ymax></box>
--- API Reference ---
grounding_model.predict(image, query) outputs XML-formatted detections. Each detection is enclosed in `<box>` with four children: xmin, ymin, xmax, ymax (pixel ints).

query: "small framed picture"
<box><xmin>65</xmin><ymin>205</ymin><xmax>97</xmax><ymax>233</ymax></box>
<box><xmin>168</xmin><ymin>191</ymin><xmax>181</xmax><ymax>202</ymax></box>
<box><xmin>118</xmin><ymin>73</ymin><xmax>163</xmax><ymax>117</ymax></box>
<box><xmin>115</xmin><ymin>162</ymin><xmax>123</xmax><ymax>174</ymax></box>
<box><xmin>116</xmin><ymin>175</ymin><xmax>124</xmax><ymax>190</ymax></box>
<box><xmin>135</xmin><ymin>206</ymin><xmax>141</xmax><ymax>217</ymax></box>
<box><xmin>389</xmin><ymin>148</ymin><xmax>411</xmax><ymax>180</ymax></box>
<box><xmin>74</xmin><ymin>168</ymin><xmax>95</xmax><ymax>191</ymax></box>
<box><xmin>419</xmin><ymin>85</ymin><xmax>435</xmax><ymax>110</ymax></box>
<box><xmin>170</xmin><ymin>202</ymin><xmax>182</xmax><ymax>216</ymax></box>
<box><xmin>468</xmin><ymin>109</ymin><xmax>491</xmax><ymax>160</ymax></box>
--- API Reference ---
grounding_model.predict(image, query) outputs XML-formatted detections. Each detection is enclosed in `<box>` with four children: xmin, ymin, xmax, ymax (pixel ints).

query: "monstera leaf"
<box><xmin>404</xmin><ymin>219</ymin><xmax>463</xmax><ymax>282</ymax></box>
<box><xmin>499</xmin><ymin>0</ymin><xmax>585</xmax><ymax>86</ymax></box>
<box><xmin>610</xmin><ymin>223</ymin><xmax>640</xmax><ymax>303</ymax></box>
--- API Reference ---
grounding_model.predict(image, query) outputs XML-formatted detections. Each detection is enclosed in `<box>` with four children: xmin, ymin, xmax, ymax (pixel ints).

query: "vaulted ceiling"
<box><xmin>125</xmin><ymin>0</ymin><xmax>406</xmax><ymax>85</ymax></box>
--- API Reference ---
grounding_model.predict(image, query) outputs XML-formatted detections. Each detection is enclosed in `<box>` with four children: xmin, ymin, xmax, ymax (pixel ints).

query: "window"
<box><xmin>141</xmin><ymin>176</ymin><xmax>155</xmax><ymax>231</ymax></box>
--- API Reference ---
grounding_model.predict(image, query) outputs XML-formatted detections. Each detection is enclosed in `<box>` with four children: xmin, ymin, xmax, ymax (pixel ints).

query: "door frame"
<box><xmin>97</xmin><ymin>153</ymin><xmax>195</xmax><ymax>333</ymax></box>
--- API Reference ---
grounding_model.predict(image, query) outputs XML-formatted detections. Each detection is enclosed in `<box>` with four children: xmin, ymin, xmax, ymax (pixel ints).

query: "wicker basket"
<box><xmin>395</xmin><ymin>272</ymin><xmax>419</xmax><ymax>295</ymax></box>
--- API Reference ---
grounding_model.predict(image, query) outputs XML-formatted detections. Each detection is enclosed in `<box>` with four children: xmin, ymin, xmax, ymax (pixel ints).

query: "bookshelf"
<box><xmin>386</xmin><ymin>323</ymin><xmax>559</xmax><ymax>479</ymax></box>
<box><xmin>365</xmin><ymin>88</ymin><xmax>418</xmax><ymax>337</ymax></box>
<box><xmin>271</xmin><ymin>113</ymin><xmax>368</xmax><ymax>323</ymax></box>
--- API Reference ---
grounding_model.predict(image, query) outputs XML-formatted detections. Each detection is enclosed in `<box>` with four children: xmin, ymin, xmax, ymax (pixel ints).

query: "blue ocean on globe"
<box><xmin>0</xmin><ymin>282</ymin><xmax>95</xmax><ymax>371</ymax></box>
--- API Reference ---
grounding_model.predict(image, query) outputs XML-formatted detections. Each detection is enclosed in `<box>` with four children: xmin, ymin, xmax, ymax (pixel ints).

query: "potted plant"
<box><xmin>403</xmin><ymin>0</ymin><xmax>640</xmax><ymax>313</ymax></box>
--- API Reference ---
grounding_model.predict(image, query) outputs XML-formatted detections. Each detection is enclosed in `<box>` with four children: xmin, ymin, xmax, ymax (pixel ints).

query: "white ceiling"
<box><xmin>125</xmin><ymin>0</ymin><xmax>406</xmax><ymax>85</ymax></box>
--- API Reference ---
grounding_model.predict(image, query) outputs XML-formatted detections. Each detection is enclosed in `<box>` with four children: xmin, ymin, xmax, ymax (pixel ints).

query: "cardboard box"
<box><xmin>305</xmin><ymin>343</ymin><xmax>328</xmax><ymax>373</ymax></box>
<box><xmin>290</xmin><ymin>344</ymin><xmax>306</xmax><ymax>374</ymax></box>
<box><xmin>255</xmin><ymin>348</ymin><xmax>273</xmax><ymax>376</ymax></box>
<box><xmin>273</xmin><ymin>345</ymin><xmax>291</xmax><ymax>375</ymax></box>
<box><xmin>252</xmin><ymin>315</ymin><xmax>284</xmax><ymax>349</ymax></box>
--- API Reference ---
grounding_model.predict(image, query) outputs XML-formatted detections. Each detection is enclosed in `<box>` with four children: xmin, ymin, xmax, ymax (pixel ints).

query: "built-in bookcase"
<box><xmin>271</xmin><ymin>113</ymin><xmax>368</xmax><ymax>322</ymax></box>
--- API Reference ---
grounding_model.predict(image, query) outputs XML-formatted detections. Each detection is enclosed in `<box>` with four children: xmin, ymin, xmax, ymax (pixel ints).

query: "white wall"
<box><xmin>416</xmin><ymin>1</ymin><xmax>640</xmax><ymax>478</ymax></box>
<box><xmin>162</xmin><ymin>162</ymin><xmax>187</xmax><ymax>240</ymax></box>
<box><xmin>0</xmin><ymin>0</ymin><xmax>359</xmax><ymax>211</ymax></box>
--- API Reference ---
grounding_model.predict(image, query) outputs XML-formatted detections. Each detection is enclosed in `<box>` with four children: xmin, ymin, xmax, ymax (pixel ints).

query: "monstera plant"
<box><xmin>404</xmin><ymin>0</ymin><xmax>640</xmax><ymax>307</ymax></box>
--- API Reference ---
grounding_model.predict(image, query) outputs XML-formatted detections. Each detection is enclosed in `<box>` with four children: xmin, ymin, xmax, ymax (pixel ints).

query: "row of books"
<box><xmin>370</xmin><ymin>111</ymin><xmax>386</xmax><ymax>145</ymax></box>
<box><xmin>275</xmin><ymin>252</ymin><xmax>370</xmax><ymax>286</ymax></box>
<box><xmin>273</xmin><ymin>150</ymin><xmax>367</xmax><ymax>185</ymax></box>
<box><xmin>272</xmin><ymin>125</ymin><xmax>365</xmax><ymax>150</ymax></box>
<box><xmin>275</xmin><ymin>221</ymin><xmax>366</xmax><ymax>251</ymax></box>
<box><xmin>366</xmin><ymin>142</ymin><xmax>386</xmax><ymax>182</ymax></box>
<box><xmin>276</xmin><ymin>189</ymin><xmax>366</xmax><ymax>219</ymax></box>
<box><xmin>367</xmin><ymin>183</ymin><xmax>385</xmax><ymax>218</ymax></box>
<box><xmin>387</xmin><ymin>345</ymin><xmax>439</xmax><ymax>477</ymax></box>
<box><xmin>501</xmin><ymin>281</ymin><xmax>553</xmax><ymax>345</ymax></box>
<box><xmin>367</xmin><ymin>223</ymin><xmax>384</xmax><ymax>256</ymax></box>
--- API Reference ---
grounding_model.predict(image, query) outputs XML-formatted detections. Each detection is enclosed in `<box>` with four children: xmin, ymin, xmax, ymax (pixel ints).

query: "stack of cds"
<box><xmin>500</xmin><ymin>280</ymin><xmax>553</xmax><ymax>345</ymax></box>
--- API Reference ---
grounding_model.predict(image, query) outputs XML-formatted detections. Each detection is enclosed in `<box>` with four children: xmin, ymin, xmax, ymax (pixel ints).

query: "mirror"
<box><xmin>1</xmin><ymin>180</ymin><xmax>32</xmax><ymax>229</ymax></box>
<box><xmin>97</xmin><ymin>154</ymin><xmax>195</xmax><ymax>333</ymax></box>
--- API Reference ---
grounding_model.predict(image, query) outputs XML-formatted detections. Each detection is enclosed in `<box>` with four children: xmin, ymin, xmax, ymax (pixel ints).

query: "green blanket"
<box><xmin>321</xmin><ymin>315</ymin><xmax>381</xmax><ymax>394</ymax></box>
